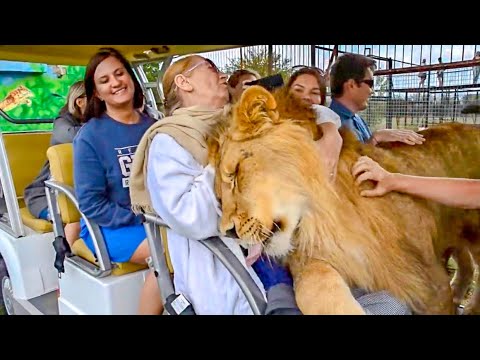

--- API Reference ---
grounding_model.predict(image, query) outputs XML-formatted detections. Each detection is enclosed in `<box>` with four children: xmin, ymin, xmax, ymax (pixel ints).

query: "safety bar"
<box><xmin>200</xmin><ymin>237</ymin><xmax>267</xmax><ymax>316</ymax></box>
<box><xmin>44</xmin><ymin>179</ymin><xmax>113</xmax><ymax>277</ymax></box>
<box><xmin>141</xmin><ymin>214</ymin><xmax>175</xmax><ymax>305</ymax></box>
<box><xmin>141</xmin><ymin>212</ymin><xmax>267</xmax><ymax>315</ymax></box>
<box><xmin>0</xmin><ymin>109</ymin><xmax>54</xmax><ymax>124</ymax></box>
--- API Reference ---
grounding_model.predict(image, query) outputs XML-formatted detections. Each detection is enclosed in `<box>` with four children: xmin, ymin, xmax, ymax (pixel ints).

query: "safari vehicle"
<box><xmin>0</xmin><ymin>45</ymin><xmax>266</xmax><ymax>315</ymax></box>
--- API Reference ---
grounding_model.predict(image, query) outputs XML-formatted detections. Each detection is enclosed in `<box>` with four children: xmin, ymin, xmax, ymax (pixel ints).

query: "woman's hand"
<box><xmin>315</xmin><ymin>122</ymin><xmax>343</xmax><ymax>182</ymax></box>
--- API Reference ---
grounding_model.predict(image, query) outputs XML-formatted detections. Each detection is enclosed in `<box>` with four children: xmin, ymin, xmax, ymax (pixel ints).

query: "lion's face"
<box><xmin>218</xmin><ymin>140</ymin><xmax>308</xmax><ymax>257</ymax></box>
<box><xmin>215</xmin><ymin>86</ymin><xmax>320</xmax><ymax>257</ymax></box>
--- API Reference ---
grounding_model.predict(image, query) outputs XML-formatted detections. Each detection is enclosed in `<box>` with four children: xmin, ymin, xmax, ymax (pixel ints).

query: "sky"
<box><xmin>197</xmin><ymin>45</ymin><xmax>480</xmax><ymax>70</ymax></box>
<box><xmin>194</xmin><ymin>45</ymin><xmax>480</xmax><ymax>90</ymax></box>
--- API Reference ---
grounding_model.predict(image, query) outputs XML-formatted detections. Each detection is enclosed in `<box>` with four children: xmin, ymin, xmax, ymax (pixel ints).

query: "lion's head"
<box><xmin>212</xmin><ymin>85</ymin><xmax>480</xmax><ymax>314</ymax></box>
<box><xmin>214</xmin><ymin>85</ymin><xmax>335</xmax><ymax>257</ymax></box>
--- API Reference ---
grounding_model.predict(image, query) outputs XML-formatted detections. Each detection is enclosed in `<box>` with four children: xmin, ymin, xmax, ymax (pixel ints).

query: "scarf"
<box><xmin>130</xmin><ymin>105</ymin><xmax>229</xmax><ymax>214</ymax></box>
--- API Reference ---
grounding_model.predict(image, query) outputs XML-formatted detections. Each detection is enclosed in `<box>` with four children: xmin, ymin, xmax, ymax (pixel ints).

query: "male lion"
<box><xmin>211</xmin><ymin>85</ymin><xmax>480</xmax><ymax>315</ymax></box>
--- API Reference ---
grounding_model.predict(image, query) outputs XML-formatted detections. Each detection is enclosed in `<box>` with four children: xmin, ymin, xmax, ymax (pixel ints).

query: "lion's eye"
<box><xmin>231</xmin><ymin>163</ymin><xmax>241</xmax><ymax>190</ymax></box>
<box><xmin>223</xmin><ymin>162</ymin><xmax>240</xmax><ymax>191</ymax></box>
<box><xmin>227</xmin><ymin>163</ymin><xmax>240</xmax><ymax>179</ymax></box>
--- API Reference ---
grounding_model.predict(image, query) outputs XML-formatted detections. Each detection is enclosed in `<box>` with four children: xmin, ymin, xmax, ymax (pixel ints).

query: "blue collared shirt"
<box><xmin>329</xmin><ymin>99</ymin><xmax>372</xmax><ymax>143</ymax></box>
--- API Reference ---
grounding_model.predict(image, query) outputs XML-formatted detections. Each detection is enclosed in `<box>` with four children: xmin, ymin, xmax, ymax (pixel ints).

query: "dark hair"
<box><xmin>286</xmin><ymin>67</ymin><xmax>327</xmax><ymax>105</ymax></box>
<box><xmin>84</xmin><ymin>47</ymin><xmax>144</xmax><ymax>122</ymax></box>
<box><xmin>330</xmin><ymin>53</ymin><xmax>376</xmax><ymax>98</ymax></box>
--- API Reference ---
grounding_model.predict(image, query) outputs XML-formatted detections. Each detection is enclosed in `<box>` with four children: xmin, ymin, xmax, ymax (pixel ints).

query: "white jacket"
<box><xmin>146</xmin><ymin>134</ymin><xmax>266</xmax><ymax>315</ymax></box>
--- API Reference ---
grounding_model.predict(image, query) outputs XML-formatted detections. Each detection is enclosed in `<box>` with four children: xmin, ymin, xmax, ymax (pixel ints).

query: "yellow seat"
<box><xmin>19</xmin><ymin>206</ymin><xmax>52</xmax><ymax>233</ymax></box>
<box><xmin>47</xmin><ymin>143</ymin><xmax>147</xmax><ymax>276</ymax></box>
<box><xmin>160</xmin><ymin>226</ymin><xmax>174</xmax><ymax>274</ymax></box>
<box><xmin>3</xmin><ymin>132</ymin><xmax>52</xmax><ymax>201</ymax></box>
<box><xmin>3</xmin><ymin>132</ymin><xmax>52</xmax><ymax>229</ymax></box>
<box><xmin>47</xmin><ymin>144</ymin><xmax>79</xmax><ymax>224</ymax></box>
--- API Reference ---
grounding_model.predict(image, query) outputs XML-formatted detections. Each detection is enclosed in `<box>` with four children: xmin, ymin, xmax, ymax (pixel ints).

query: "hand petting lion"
<box><xmin>209</xmin><ymin>85</ymin><xmax>480</xmax><ymax>315</ymax></box>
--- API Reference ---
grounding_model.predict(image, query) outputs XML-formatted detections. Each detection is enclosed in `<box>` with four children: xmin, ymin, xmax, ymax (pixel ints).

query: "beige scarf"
<box><xmin>130</xmin><ymin>105</ymin><xmax>229</xmax><ymax>215</ymax></box>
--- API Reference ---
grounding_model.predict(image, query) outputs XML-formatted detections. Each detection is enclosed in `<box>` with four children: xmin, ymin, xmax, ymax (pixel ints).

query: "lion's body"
<box><xmin>212</xmin><ymin>86</ymin><xmax>480</xmax><ymax>315</ymax></box>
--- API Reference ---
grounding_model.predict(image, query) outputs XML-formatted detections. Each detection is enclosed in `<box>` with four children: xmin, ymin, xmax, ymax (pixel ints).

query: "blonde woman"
<box><xmin>24</xmin><ymin>80</ymin><xmax>87</xmax><ymax>245</ymax></box>
<box><xmin>130</xmin><ymin>55</ymin><xmax>283</xmax><ymax>314</ymax></box>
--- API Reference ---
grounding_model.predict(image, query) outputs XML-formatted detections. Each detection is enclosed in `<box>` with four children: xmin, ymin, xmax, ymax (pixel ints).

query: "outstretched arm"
<box><xmin>370</xmin><ymin>129</ymin><xmax>425</xmax><ymax>146</ymax></box>
<box><xmin>313</xmin><ymin>105</ymin><xmax>343</xmax><ymax>181</ymax></box>
<box><xmin>352</xmin><ymin>156</ymin><xmax>480</xmax><ymax>209</ymax></box>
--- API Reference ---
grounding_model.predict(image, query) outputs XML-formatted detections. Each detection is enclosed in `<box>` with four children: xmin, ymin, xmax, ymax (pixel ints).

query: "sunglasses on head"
<box><xmin>358</xmin><ymin>79</ymin><xmax>374</xmax><ymax>88</ymax></box>
<box><xmin>291</xmin><ymin>65</ymin><xmax>326</xmax><ymax>77</ymax></box>
<box><xmin>184</xmin><ymin>58</ymin><xmax>220</xmax><ymax>75</ymax></box>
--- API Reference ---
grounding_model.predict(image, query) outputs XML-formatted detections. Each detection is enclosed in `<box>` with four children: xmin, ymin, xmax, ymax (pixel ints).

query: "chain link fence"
<box><xmin>151</xmin><ymin>45</ymin><xmax>480</xmax><ymax>130</ymax></box>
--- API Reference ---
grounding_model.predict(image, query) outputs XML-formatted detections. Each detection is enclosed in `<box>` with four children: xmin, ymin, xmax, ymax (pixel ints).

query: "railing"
<box><xmin>141</xmin><ymin>212</ymin><xmax>267</xmax><ymax>315</ymax></box>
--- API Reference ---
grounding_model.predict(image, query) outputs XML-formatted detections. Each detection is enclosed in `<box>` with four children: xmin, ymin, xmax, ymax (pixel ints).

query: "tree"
<box><xmin>143</xmin><ymin>62</ymin><xmax>160</xmax><ymax>83</ymax></box>
<box><xmin>222</xmin><ymin>48</ymin><xmax>292</xmax><ymax>80</ymax></box>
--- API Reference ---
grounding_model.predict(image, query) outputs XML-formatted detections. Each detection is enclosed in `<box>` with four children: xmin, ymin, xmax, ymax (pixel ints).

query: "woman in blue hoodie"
<box><xmin>73</xmin><ymin>48</ymin><xmax>158</xmax><ymax>314</ymax></box>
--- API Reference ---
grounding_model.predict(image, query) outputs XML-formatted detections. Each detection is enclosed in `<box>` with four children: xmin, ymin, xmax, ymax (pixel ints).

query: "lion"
<box><xmin>210</xmin><ymin>85</ymin><xmax>480</xmax><ymax>315</ymax></box>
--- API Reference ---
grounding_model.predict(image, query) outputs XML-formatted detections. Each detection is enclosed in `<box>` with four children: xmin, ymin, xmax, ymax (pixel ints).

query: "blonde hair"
<box><xmin>66</xmin><ymin>80</ymin><xmax>86</xmax><ymax>119</ymax></box>
<box><xmin>162</xmin><ymin>55</ymin><xmax>201</xmax><ymax>116</ymax></box>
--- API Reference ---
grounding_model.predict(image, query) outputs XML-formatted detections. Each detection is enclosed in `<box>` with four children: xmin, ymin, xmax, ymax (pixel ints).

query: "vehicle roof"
<box><xmin>0</xmin><ymin>45</ymin><xmax>240</xmax><ymax>66</ymax></box>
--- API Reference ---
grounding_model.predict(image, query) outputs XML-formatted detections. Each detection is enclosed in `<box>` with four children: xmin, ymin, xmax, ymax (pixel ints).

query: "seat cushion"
<box><xmin>19</xmin><ymin>207</ymin><xmax>52</xmax><ymax>233</ymax></box>
<box><xmin>71</xmin><ymin>239</ymin><xmax>148</xmax><ymax>276</ymax></box>
<box><xmin>160</xmin><ymin>226</ymin><xmax>174</xmax><ymax>274</ymax></box>
<box><xmin>47</xmin><ymin>144</ymin><xmax>80</xmax><ymax>224</ymax></box>
<box><xmin>3</xmin><ymin>132</ymin><xmax>51</xmax><ymax>200</ymax></box>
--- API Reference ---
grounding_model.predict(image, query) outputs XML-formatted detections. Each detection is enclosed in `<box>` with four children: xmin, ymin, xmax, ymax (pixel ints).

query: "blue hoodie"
<box><xmin>73</xmin><ymin>113</ymin><xmax>155</xmax><ymax>228</ymax></box>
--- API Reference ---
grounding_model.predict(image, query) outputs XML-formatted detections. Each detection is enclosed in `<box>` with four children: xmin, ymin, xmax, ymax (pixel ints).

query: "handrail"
<box><xmin>44</xmin><ymin>179</ymin><xmax>113</xmax><ymax>277</ymax></box>
<box><xmin>0</xmin><ymin>109</ymin><xmax>54</xmax><ymax>124</ymax></box>
<box><xmin>141</xmin><ymin>218</ymin><xmax>175</xmax><ymax>305</ymax></box>
<box><xmin>142</xmin><ymin>212</ymin><xmax>267</xmax><ymax>315</ymax></box>
<box><xmin>200</xmin><ymin>237</ymin><xmax>267</xmax><ymax>315</ymax></box>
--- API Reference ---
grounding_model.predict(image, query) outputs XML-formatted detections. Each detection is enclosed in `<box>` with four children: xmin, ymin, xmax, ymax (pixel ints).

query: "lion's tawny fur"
<box><xmin>212</xmin><ymin>85</ymin><xmax>480</xmax><ymax>315</ymax></box>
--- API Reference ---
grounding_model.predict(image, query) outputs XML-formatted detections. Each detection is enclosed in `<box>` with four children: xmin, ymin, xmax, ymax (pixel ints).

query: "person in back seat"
<box><xmin>227</xmin><ymin>68</ymin><xmax>260</xmax><ymax>103</ymax></box>
<box><xmin>24</xmin><ymin>80</ymin><xmax>86</xmax><ymax>245</ymax></box>
<box><xmin>73</xmin><ymin>48</ymin><xmax>160</xmax><ymax>315</ymax></box>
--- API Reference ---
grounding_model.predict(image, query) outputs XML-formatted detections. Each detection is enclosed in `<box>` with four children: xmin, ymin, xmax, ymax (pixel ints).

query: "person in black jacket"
<box><xmin>24</xmin><ymin>80</ymin><xmax>86</xmax><ymax>245</ymax></box>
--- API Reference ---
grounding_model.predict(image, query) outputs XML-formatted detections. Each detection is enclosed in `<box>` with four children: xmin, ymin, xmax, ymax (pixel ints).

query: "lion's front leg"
<box><xmin>291</xmin><ymin>259</ymin><xmax>366</xmax><ymax>315</ymax></box>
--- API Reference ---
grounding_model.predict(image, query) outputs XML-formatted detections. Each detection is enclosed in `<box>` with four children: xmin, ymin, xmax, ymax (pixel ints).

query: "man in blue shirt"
<box><xmin>329</xmin><ymin>53</ymin><xmax>425</xmax><ymax>146</ymax></box>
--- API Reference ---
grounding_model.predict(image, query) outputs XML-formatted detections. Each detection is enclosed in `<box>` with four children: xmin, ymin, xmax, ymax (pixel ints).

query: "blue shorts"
<box><xmin>79</xmin><ymin>219</ymin><xmax>146</xmax><ymax>263</ymax></box>
<box><xmin>38</xmin><ymin>207</ymin><xmax>51</xmax><ymax>221</ymax></box>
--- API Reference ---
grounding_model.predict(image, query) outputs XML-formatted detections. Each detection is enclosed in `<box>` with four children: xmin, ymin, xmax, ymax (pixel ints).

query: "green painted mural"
<box><xmin>0</xmin><ymin>61</ymin><xmax>85</xmax><ymax>132</ymax></box>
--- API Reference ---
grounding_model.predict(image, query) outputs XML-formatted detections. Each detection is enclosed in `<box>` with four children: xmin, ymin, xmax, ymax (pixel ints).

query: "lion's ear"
<box><xmin>231</xmin><ymin>85</ymin><xmax>280</xmax><ymax>140</ymax></box>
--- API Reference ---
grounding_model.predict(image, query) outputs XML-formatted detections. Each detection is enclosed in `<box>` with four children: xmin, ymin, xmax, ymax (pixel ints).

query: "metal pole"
<box><xmin>142</xmin><ymin>221</ymin><xmax>175</xmax><ymax>304</ymax></box>
<box><xmin>386</xmin><ymin>58</ymin><xmax>393</xmax><ymax>129</ymax></box>
<box><xmin>310</xmin><ymin>45</ymin><xmax>316</xmax><ymax>67</ymax></box>
<box><xmin>267</xmin><ymin>45</ymin><xmax>273</xmax><ymax>75</ymax></box>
